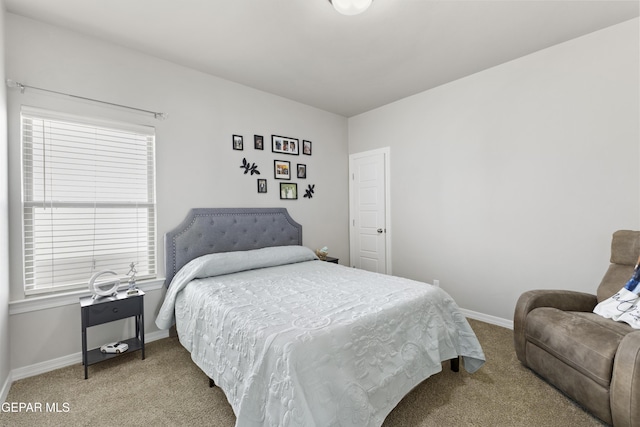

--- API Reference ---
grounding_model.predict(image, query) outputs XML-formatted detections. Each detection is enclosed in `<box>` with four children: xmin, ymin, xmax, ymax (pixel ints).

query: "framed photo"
<box><xmin>280</xmin><ymin>183</ymin><xmax>298</xmax><ymax>200</ymax></box>
<box><xmin>272</xmin><ymin>135</ymin><xmax>299</xmax><ymax>155</ymax></box>
<box><xmin>303</xmin><ymin>140</ymin><xmax>312</xmax><ymax>156</ymax></box>
<box><xmin>233</xmin><ymin>134</ymin><xmax>243</xmax><ymax>150</ymax></box>
<box><xmin>254</xmin><ymin>135</ymin><xmax>264</xmax><ymax>150</ymax></box>
<box><xmin>297</xmin><ymin>164</ymin><xmax>307</xmax><ymax>179</ymax></box>
<box><xmin>257</xmin><ymin>179</ymin><xmax>267</xmax><ymax>193</ymax></box>
<box><xmin>274</xmin><ymin>160</ymin><xmax>291</xmax><ymax>180</ymax></box>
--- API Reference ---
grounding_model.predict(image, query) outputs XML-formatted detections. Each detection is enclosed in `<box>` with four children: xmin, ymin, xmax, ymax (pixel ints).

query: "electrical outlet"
<box><xmin>433</xmin><ymin>279</ymin><xmax>440</xmax><ymax>287</ymax></box>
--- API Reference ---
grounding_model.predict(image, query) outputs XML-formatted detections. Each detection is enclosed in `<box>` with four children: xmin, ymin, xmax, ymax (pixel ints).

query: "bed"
<box><xmin>156</xmin><ymin>207</ymin><xmax>485</xmax><ymax>427</ymax></box>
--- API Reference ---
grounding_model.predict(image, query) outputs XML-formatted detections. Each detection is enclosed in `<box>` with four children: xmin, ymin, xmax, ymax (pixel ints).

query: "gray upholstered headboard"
<box><xmin>164</xmin><ymin>208</ymin><xmax>302</xmax><ymax>286</ymax></box>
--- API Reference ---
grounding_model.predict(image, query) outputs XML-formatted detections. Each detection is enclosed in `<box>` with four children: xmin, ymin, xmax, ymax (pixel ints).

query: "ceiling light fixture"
<box><xmin>329</xmin><ymin>0</ymin><xmax>373</xmax><ymax>16</ymax></box>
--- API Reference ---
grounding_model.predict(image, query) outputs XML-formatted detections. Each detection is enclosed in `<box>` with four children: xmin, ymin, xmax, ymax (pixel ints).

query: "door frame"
<box><xmin>348</xmin><ymin>147</ymin><xmax>392</xmax><ymax>274</ymax></box>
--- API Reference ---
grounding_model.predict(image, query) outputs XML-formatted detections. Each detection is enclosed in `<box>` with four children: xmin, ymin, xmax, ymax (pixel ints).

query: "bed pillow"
<box><xmin>191</xmin><ymin>245</ymin><xmax>317</xmax><ymax>280</ymax></box>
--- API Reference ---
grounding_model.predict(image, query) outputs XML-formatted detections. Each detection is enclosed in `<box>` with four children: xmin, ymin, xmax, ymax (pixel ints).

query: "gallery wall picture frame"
<box><xmin>274</xmin><ymin>160</ymin><xmax>291</xmax><ymax>180</ymax></box>
<box><xmin>272</xmin><ymin>135</ymin><xmax>299</xmax><ymax>155</ymax></box>
<box><xmin>280</xmin><ymin>183</ymin><xmax>298</xmax><ymax>200</ymax></box>
<box><xmin>257</xmin><ymin>179</ymin><xmax>267</xmax><ymax>193</ymax></box>
<box><xmin>297</xmin><ymin>164</ymin><xmax>307</xmax><ymax>179</ymax></box>
<box><xmin>233</xmin><ymin>134</ymin><xmax>243</xmax><ymax>150</ymax></box>
<box><xmin>254</xmin><ymin>135</ymin><xmax>264</xmax><ymax>150</ymax></box>
<box><xmin>303</xmin><ymin>140</ymin><xmax>312</xmax><ymax>155</ymax></box>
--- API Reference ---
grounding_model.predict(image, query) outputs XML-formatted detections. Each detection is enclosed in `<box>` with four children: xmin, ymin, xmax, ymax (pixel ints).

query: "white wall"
<box><xmin>5</xmin><ymin>13</ymin><xmax>349</xmax><ymax>371</ymax></box>
<box><xmin>0</xmin><ymin>0</ymin><xmax>11</xmax><ymax>400</ymax></box>
<box><xmin>349</xmin><ymin>18</ymin><xmax>640</xmax><ymax>322</ymax></box>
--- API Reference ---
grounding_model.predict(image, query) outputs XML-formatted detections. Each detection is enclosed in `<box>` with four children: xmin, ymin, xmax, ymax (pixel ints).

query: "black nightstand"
<box><xmin>323</xmin><ymin>257</ymin><xmax>339</xmax><ymax>264</ymax></box>
<box><xmin>80</xmin><ymin>290</ymin><xmax>145</xmax><ymax>379</ymax></box>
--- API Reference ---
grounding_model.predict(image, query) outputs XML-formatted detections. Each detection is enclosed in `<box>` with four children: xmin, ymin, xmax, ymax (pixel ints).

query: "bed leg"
<box><xmin>209</xmin><ymin>378</ymin><xmax>215</xmax><ymax>388</ymax></box>
<box><xmin>450</xmin><ymin>357</ymin><xmax>460</xmax><ymax>372</ymax></box>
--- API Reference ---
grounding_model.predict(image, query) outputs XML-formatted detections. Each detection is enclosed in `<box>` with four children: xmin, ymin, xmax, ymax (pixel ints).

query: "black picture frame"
<box><xmin>233</xmin><ymin>134</ymin><xmax>243</xmax><ymax>150</ymax></box>
<box><xmin>254</xmin><ymin>135</ymin><xmax>264</xmax><ymax>150</ymax></box>
<box><xmin>272</xmin><ymin>135</ymin><xmax>299</xmax><ymax>155</ymax></box>
<box><xmin>280</xmin><ymin>183</ymin><xmax>298</xmax><ymax>200</ymax></box>
<box><xmin>274</xmin><ymin>160</ymin><xmax>291</xmax><ymax>180</ymax></box>
<box><xmin>297</xmin><ymin>164</ymin><xmax>307</xmax><ymax>179</ymax></box>
<box><xmin>257</xmin><ymin>179</ymin><xmax>267</xmax><ymax>193</ymax></box>
<box><xmin>303</xmin><ymin>140</ymin><xmax>312</xmax><ymax>156</ymax></box>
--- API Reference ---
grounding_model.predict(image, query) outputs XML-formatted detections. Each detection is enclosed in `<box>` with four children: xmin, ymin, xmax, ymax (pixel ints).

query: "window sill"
<box><xmin>8</xmin><ymin>278</ymin><xmax>166</xmax><ymax>315</ymax></box>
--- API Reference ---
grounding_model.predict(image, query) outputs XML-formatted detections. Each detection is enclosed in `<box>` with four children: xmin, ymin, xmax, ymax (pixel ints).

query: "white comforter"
<box><xmin>156</xmin><ymin>246</ymin><xmax>485</xmax><ymax>427</ymax></box>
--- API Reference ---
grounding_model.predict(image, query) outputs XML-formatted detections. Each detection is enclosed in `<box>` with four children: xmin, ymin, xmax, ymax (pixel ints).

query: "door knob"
<box><xmin>377</xmin><ymin>228</ymin><xmax>383</xmax><ymax>234</ymax></box>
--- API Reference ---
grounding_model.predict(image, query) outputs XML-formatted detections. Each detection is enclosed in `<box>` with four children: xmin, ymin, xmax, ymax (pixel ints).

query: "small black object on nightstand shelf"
<box><xmin>80</xmin><ymin>290</ymin><xmax>145</xmax><ymax>379</ymax></box>
<box><xmin>323</xmin><ymin>257</ymin><xmax>339</xmax><ymax>264</ymax></box>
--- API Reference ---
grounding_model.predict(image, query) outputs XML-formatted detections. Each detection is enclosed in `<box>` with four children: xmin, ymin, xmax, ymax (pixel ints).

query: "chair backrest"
<box><xmin>597</xmin><ymin>230</ymin><xmax>640</xmax><ymax>302</ymax></box>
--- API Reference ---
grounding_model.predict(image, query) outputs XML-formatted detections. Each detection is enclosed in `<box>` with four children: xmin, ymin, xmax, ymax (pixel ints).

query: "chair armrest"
<box><xmin>513</xmin><ymin>290</ymin><xmax>597</xmax><ymax>365</ymax></box>
<box><xmin>611</xmin><ymin>331</ymin><xmax>640</xmax><ymax>427</ymax></box>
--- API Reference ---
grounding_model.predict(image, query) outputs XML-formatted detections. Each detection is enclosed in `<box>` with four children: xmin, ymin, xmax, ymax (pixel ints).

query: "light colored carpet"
<box><xmin>1</xmin><ymin>319</ymin><xmax>605</xmax><ymax>426</ymax></box>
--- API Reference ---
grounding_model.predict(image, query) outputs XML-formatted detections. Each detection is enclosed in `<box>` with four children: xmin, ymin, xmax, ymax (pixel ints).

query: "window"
<box><xmin>21</xmin><ymin>107</ymin><xmax>156</xmax><ymax>295</ymax></box>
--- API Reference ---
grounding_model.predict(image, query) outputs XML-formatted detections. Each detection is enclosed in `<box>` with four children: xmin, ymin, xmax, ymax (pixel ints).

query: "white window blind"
<box><xmin>21</xmin><ymin>108</ymin><xmax>156</xmax><ymax>294</ymax></box>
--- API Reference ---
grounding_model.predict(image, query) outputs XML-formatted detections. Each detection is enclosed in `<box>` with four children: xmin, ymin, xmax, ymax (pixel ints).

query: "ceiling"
<box><xmin>4</xmin><ymin>0</ymin><xmax>639</xmax><ymax>117</ymax></box>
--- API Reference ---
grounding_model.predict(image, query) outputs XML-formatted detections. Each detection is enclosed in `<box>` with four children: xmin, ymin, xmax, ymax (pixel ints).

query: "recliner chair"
<box><xmin>514</xmin><ymin>230</ymin><xmax>640</xmax><ymax>426</ymax></box>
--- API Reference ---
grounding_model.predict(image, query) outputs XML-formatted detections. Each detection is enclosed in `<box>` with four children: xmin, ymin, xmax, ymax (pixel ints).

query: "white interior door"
<box><xmin>349</xmin><ymin>148</ymin><xmax>390</xmax><ymax>274</ymax></box>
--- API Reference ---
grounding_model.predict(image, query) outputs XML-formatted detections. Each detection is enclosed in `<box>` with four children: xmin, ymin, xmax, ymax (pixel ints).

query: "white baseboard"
<box><xmin>0</xmin><ymin>370</ymin><xmax>12</xmax><ymax>404</ymax></box>
<box><xmin>460</xmin><ymin>308</ymin><xmax>513</xmax><ymax>330</ymax></box>
<box><xmin>9</xmin><ymin>329</ymin><xmax>170</xmax><ymax>383</ymax></box>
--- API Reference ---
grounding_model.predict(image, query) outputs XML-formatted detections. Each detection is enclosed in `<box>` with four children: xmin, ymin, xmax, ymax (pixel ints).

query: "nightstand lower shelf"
<box><xmin>85</xmin><ymin>337</ymin><xmax>144</xmax><ymax>366</ymax></box>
